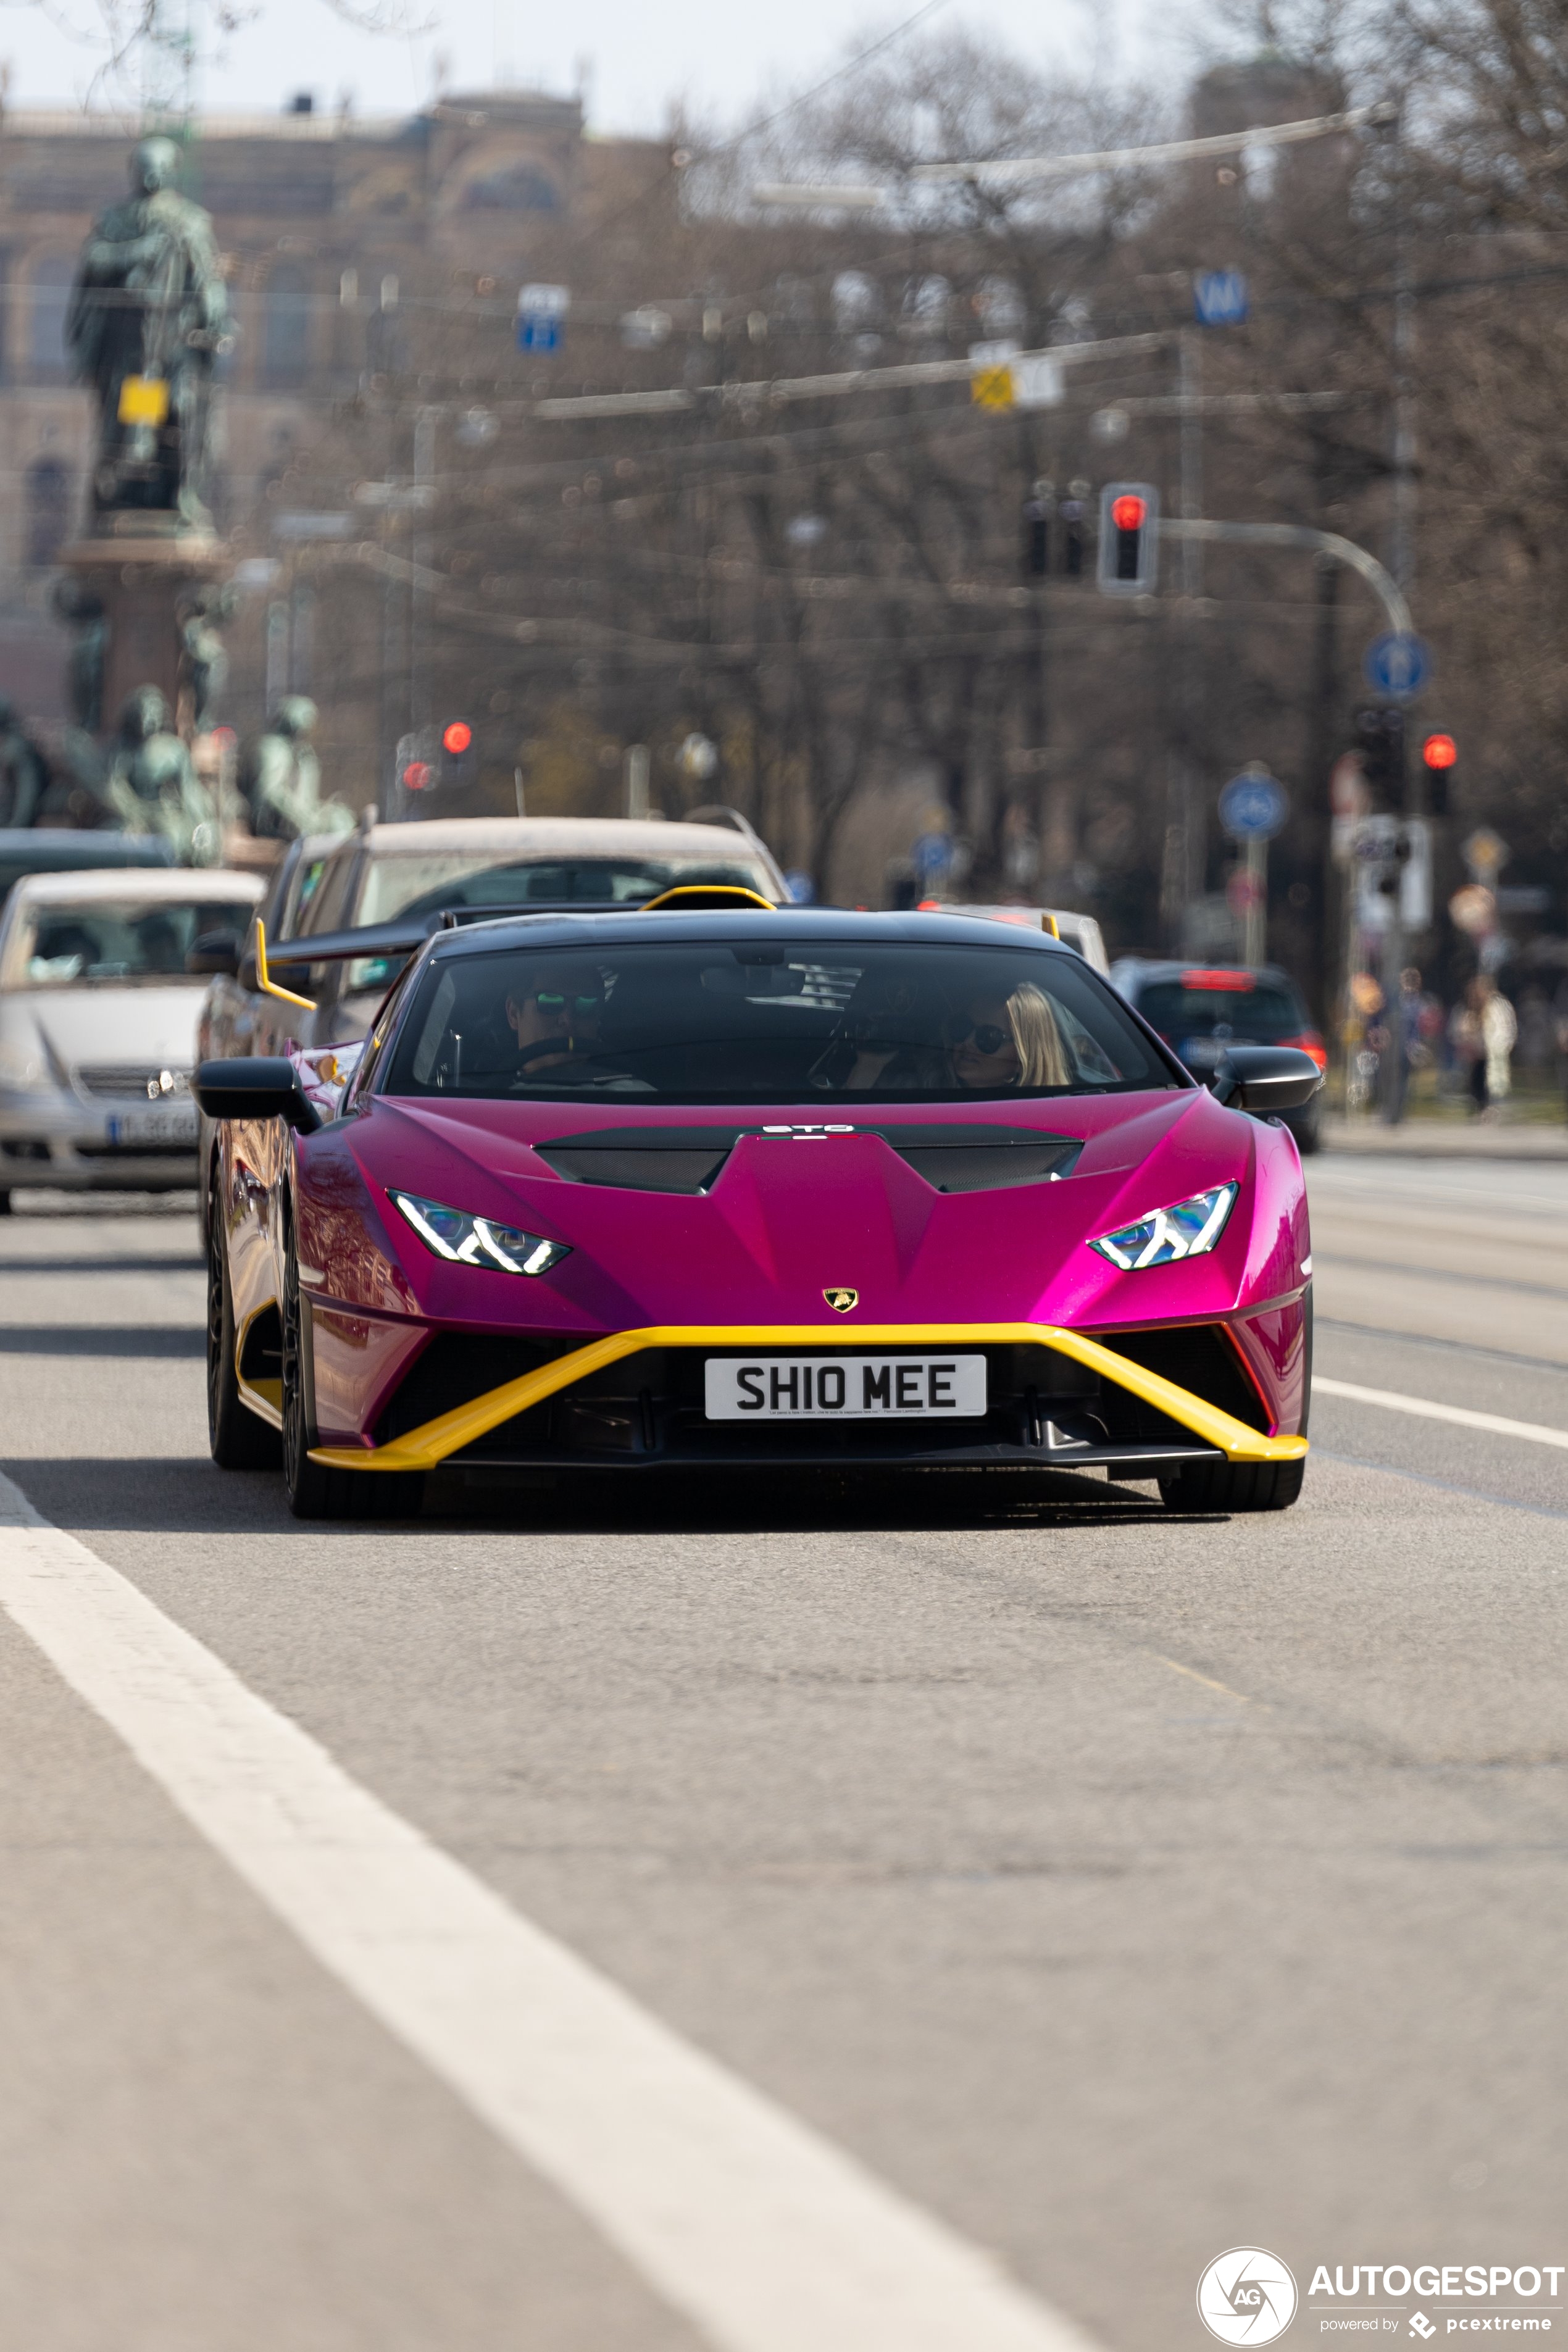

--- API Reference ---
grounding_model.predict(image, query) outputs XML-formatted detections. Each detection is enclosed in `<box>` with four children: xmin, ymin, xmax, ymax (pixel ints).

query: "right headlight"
<box><xmin>390</xmin><ymin>1189</ymin><xmax>570</xmax><ymax>1277</ymax></box>
<box><xmin>1090</xmin><ymin>1182</ymin><xmax>1238</xmax><ymax>1270</ymax></box>
<box><xmin>0</xmin><ymin>1035</ymin><xmax>45</xmax><ymax>1088</ymax></box>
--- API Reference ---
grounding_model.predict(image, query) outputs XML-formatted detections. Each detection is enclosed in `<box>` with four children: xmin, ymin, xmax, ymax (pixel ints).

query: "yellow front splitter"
<box><xmin>310</xmin><ymin>1322</ymin><xmax>1308</xmax><ymax>1475</ymax></box>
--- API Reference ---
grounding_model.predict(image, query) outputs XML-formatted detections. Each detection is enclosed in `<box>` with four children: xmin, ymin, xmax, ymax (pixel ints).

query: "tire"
<box><xmin>1159</xmin><ymin>1457</ymin><xmax>1305</xmax><ymax>1513</ymax></box>
<box><xmin>281</xmin><ymin>1210</ymin><xmax>423</xmax><ymax>1522</ymax></box>
<box><xmin>207</xmin><ymin>1174</ymin><xmax>281</xmax><ymax>1469</ymax></box>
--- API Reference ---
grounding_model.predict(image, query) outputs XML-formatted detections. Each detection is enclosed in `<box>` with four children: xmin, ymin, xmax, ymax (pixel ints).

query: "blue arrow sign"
<box><xmin>1364</xmin><ymin>632</ymin><xmax>1432</xmax><ymax>699</ymax></box>
<box><xmin>1193</xmin><ymin>270</ymin><xmax>1249</xmax><ymax>327</ymax></box>
<box><xmin>1219</xmin><ymin>767</ymin><xmax>1290</xmax><ymax>840</ymax></box>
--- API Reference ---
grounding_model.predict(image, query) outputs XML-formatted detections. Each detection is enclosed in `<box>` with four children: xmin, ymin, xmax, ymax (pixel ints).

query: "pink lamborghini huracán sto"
<box><xmin>196</xmin><ymin>905</ymin><xmax>1322</xmax><ymax>1520</ymax></box>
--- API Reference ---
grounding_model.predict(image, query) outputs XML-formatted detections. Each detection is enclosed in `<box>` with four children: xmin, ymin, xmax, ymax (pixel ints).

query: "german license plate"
<box><xmin>704</xmin><ymin>1354</ymin><xmax>986</xmax><ymax>1420</ymax></box>
<box><xmin>106</xmin><ymin>1105</ymin><xmax>197</xmax><ymax>1145</ymax></box>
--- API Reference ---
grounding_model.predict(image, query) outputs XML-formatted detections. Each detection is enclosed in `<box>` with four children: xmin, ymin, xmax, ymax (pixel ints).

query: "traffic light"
<box><xmin>1354</xmin><ymin>706</ymin><xmax>1406</xmax><ymax>807</ymax></box>
<box><xmin>1421</xmin><ymin>730</ymin><xmax>1456</xmax><ymax>817</ymax></box>
<box><xmin>1096</xmin><ymin>482</ymin><xmax>1159</xmax><ymax>596</ymax></box>
<box><xmin>1021</xmin><ymin>494</ymin><xmax>1048</xmax><ymax>578</ymax></box>
<box><xmin>439</xmin><ymin>718</ymin><xmax>477</xmax><ymax>788</ymax></box>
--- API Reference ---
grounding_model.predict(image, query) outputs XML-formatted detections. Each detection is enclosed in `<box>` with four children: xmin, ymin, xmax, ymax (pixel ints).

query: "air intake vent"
<box><xmin>870</xmin><ymin>1125</ymin><xmax>1081</xmax><ymax>1192</ymax></box>
<box><xmin>536</xmin><ymin>1125</ymin><xmax>743</xmax><ymax>1195</ymax></box>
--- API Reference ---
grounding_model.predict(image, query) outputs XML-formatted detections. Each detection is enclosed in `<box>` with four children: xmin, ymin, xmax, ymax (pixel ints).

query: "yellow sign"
<box><xmin>117</xmin><ymin>374</ymin><xmax>170</xmax><ymax>427</ymax></box>
<box><xmin>970</xmin><ymin>365</ymin><xmax>1015</xmax><ymax>411</ymax></box>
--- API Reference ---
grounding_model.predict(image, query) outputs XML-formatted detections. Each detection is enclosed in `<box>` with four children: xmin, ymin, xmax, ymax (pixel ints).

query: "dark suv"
<box><xmin>1111</xmin><ymin>960</ymin><xmax>1327</xmax><ymax>1153</ymax></box>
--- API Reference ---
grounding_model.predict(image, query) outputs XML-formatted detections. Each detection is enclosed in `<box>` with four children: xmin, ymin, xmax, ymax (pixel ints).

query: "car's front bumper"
<box><xmin>304</xmin><ymin>1321</ymin><xmax>1309</xmax><ymax>1480</ymax></box>
<box><xmin>0</xmin><ymin>1085</ymin><xmax>199</xmax><ymax>1191</ymax></box>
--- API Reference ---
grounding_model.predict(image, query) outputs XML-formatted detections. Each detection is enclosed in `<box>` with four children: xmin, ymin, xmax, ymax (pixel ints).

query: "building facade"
<box><xmin>0</xmin><ymin>91</ymin><xmax>670</xmax><ymax>719</ymax></box>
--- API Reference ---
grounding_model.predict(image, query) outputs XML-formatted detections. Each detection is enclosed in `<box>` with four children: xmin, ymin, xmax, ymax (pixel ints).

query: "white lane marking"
<box><xmin>1314</xmin><ymin>1376</ymin><xmax>1568</xmax><ymax>1453</ymax></box>
<box><xmin>0</xmin><ymin>1472</ymin><xmax>1096</xmax><ymax>2352</ymax></box>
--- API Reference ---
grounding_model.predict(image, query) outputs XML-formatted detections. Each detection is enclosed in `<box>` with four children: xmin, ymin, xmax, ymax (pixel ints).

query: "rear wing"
<box><xmin>252</xmin><ymin>884</ymin><xmax>774</xmax><ymax>1011</ymax></box>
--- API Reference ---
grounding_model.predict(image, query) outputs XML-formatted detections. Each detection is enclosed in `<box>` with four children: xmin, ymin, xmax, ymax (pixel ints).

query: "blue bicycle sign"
<box><xmin>1219</xmin><ymin>766</ymin><xmax>1290</xmax><ymax>840</ymax></box>
<box><xmin>1363</xmin><ymin>632</ymin><xmax>1432</xmax><ymax>700</ymax></box>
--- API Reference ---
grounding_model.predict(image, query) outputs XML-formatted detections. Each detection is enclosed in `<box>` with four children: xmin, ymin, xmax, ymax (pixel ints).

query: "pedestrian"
<box><xmin>1453</xmin><ymin>980</ymin><xmax>1487</xmax><ymax>1114</ymax></box>
<box><xmin>1382</xmin><ymin>965</ymin><xmax>1426</xmax><ymax>1125</ymax></box>
<box><xmin>1479</xmin><ymin>974</ymin><xmax>1517</xmax><ymax>1117</ymax></box>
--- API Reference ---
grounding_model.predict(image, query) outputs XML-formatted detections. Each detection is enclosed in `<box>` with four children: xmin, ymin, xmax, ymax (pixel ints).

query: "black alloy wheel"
<box><xmin>281</xmin><ymin>1211</ymin><xmax>422</xmax><ymax>1522</ymax></box>
<box><xmin>207</xmin><ymin>1172</ymin><xmax>280</xmax><ymax>1469</ymax></box>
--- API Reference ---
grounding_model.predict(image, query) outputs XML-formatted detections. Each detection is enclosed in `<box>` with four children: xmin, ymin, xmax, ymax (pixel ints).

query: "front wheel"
<box><xmin>281</xmin><ymin>1215</ymin><xmax>422</xmax><ymax>1521</ymax></box>
<box><xmin>207</xmin><ymin>1175</ymin><xmax>280</xmax><ymax>1469</ymax></box>
<box><xmin>1159</xmin><ymin>1457</ymin><xmax>1304</xmax><ymax>1513</ymax></box>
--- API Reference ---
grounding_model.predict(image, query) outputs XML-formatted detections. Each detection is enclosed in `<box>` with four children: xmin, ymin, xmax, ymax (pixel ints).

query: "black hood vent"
<box><xmin>869</xmin><ymin>1125</ymin><xmax>1082</xmax><ymax>1191</ymax></box>
<box><xmin>536</xmin><ymin>1125</ymin><xmax>744</xmax><ymax>1195</ymax></box>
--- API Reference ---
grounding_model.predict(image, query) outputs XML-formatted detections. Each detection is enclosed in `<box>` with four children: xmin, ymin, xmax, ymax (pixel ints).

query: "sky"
<box><xmin>0</xmin><ymin>0</ymin><xmax>1144</xmax><ymax>137</ymax></box>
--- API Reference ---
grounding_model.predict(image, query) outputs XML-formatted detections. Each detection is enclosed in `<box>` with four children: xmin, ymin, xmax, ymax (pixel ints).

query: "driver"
<box><xmin>504</xmin><ymin>961</ymin><xmax>607</xmax><ymax>1078</ymax></box>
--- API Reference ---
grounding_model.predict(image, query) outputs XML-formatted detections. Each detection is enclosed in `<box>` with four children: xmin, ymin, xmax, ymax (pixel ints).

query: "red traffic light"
<box><xmin>441</xmin><ymin>720</ymin><xmax>473</xmax><ymax>756</ymax></box>
<box><xmin>1111</xmin><ymin>493</ymin><xmax>1147</xmax><ymax>532</ymax></box>
<box><xmin>402</xmin><ymin>760</ymin><xmax>433</xmax><ymax>791</ymax></box>
<box><xmin>1422</xmin><ymin>732</ymin><xmax>1457</xmax><ymax>770</ymax></box>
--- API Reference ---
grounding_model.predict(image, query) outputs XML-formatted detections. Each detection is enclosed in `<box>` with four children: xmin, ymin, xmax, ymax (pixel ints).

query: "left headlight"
<box><xmin>390</xmin><ymin>1190</ymin><xmax>571</xmax><ymax>1277</ymax></box>
<box><xmin>1090</xmin><ymin>1182</ymin><xmax>1238</xmax><ymax>1271</ymax></box>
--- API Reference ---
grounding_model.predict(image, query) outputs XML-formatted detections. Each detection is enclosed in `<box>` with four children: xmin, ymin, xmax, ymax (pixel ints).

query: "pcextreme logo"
<box><xmin>1198</xmin><ymin>2248</ymin><xmax>1300</xmax><ymax>2345</ymax></box>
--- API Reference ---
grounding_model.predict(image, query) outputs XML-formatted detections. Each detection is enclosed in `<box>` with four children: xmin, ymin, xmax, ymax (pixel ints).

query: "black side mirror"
<box><xmin>186</xmin><ymin>928</ymin><xmax>241</xmax><ymax>978</ymax></box>
<box><xmin>1210</xmin><ymin>1045</ymin><xmax>1324</xmax><ymax>1117</ymax></box>
<box><xmin>194</xmin><ymin>1057</ymin><xmax>320</xmax><ymax>1133</ymax></box>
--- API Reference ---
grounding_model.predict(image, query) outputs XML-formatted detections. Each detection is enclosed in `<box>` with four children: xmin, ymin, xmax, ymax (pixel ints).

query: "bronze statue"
<box><xmin>101</xmin><ymin>685</ymin><xmax>220</xmax><ymax>864</ymax></box>
<box><xmin>67</xmin><ymin>136</ymin><xmax>233</xmax><ymax>532</ymax></box>
<box><xmin>240</xmin><ymin>698</ymin><xmax>354</xmax><ymax>843</ymax></box>
<box><xmin>0</xmin><ymin>699</ymin><xmax>51</xmax><ymax>829</ymax></box>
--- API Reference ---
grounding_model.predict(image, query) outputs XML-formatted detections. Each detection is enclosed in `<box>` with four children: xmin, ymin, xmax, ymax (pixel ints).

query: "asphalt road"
<box><xmin>1</xmin><ymin>1154</ymin><xmax>1565</xmax><ymax>2352</ymax></box>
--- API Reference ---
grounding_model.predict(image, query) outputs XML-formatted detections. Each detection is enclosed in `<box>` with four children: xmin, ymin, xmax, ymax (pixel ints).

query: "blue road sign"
<box><xmin>1363</xmin><ymin>632</ymin><xmax>1432</xmax><ymax>699</ymax></box>
<box><xmin>517</xmin><ymin>283</ymin><xmax>570</xmax><ymax>354</ymax></box>
<box><xmin>785</xmin><ymin>870</ymin><xmax>815</xmax><ymax>905</ymax></box>
<box><xmin>1219</xmin><ymin>766</ymin><xmax>1290</xmax><ymax>840</ymax></box>
<box><xmin>1193</xmin><ymin>270</ymin><xmax>1249</xmax><ymax>327</ymax></box>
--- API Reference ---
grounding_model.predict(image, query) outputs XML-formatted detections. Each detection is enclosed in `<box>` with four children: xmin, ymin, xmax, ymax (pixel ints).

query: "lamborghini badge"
<box><xmin>824</xmin><ymin>1288</ymin><xmax>859</xmax><ymax>1313</ymax></box>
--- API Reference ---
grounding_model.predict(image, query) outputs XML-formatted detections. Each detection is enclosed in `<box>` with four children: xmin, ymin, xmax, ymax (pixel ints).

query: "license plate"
<box><xmin>704</xmin><ymin>1354</ymin><xmax>987</xmax><ymax>1420</ymax></box>
<box><xmin>106</xmin><ymin>1106</ymin><xmax>198</xmax><ymax>1145</ymax></box>
<box><xmin>1181</xmin><ymin>1036</ymin><xmax>1220</xmax><ymax>1067</ymax></box>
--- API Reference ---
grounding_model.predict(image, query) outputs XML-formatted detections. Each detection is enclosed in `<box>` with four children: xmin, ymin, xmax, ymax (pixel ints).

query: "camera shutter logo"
<box><xmin>1197</xmin><ymin>2248</ymin><xmax>1299</xmax><ymax>2345</ymax></box>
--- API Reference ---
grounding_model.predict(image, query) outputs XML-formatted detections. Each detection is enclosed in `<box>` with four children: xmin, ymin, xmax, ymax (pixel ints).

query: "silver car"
<box><xmin>0</xmin><ymin>866</ymin><xmax>263</xmax><ymax>1209</ymax></box>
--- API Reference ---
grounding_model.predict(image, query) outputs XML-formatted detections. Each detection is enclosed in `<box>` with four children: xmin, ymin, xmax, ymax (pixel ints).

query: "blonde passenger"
<box><xmin>1006</xmin><ymin>983</ymin><xmax>1070</xmax><ymax>1087</ymax></box>
<box><xmin>949</xmin><ymin>982</ymin><xmax>1070</xmax><ymax>1089</ymax></box>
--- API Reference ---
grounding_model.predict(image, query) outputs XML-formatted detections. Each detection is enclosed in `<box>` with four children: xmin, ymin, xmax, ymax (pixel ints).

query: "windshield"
<box><xmin>1137</xmin><ymin>976</ymin><xmax>1305</xmax><ymax>1042</ymax></box>
<box><xmin>6</xmin><ymin>899</ymin><xmax>252</xmax><ymax>990</ymax></box>
<box><xmin>355</xmin><ymin>853</ymin><xmax>777</xmax><ymax>927</ymax></box>
<box><xmin>383</xmin><ymin>939</ymin><xmax>1174</xmax><ymax>1104</ymax></box>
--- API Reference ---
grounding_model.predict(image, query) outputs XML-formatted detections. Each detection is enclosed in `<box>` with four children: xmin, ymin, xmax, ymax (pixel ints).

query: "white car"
<box><xmin>917</xmin><ymin>901</ymin><xmax>1111</xmax><ymax>975</ymax></box>
<box><xmin>0</xmin><ymin>866</ymin><xmax>264</xmax><ymax>1209</ymax></box>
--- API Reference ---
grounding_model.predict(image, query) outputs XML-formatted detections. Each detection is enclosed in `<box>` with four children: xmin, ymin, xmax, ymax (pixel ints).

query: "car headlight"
<box><xmin>0</xmin><ymin>1036</ymin><xmax>44</xmax><ymax>1088</ymax></box>
<box><xmin>390</xmin><ymin>1190</ymin><xmax>570</xmax><ymax>1277</ymax></box>
<box><xmin>1090</xmin><ymin>1182</ymin><xmax>1238</xmax><ymax>1270</ymax></box>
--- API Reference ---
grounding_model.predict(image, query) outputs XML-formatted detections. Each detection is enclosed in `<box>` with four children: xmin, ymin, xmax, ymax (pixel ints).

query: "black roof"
<box><xmin>427</xmin><ymin>907</ymin><xmax>1077</xmax><ymax>961</ymax></box>
<box><xmin>1113</xmin><ymin>957</ymin><xmax>1299</xmax><ymax>986</ymax></box>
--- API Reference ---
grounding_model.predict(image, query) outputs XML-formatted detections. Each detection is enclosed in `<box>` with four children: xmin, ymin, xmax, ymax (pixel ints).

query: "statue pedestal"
<box><xmin>59</xmin><ymin>533</ymin><xmax>227</xmax><ymax>736</ymax></box>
